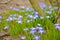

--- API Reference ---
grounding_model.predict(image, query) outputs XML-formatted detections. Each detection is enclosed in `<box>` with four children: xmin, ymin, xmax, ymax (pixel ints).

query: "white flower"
<box><xmin>34</xmin><ymin>12</ymin><xmax>38</xmax><ymax>15</ymax></box>
<box><xmin>20</xmin><ymin>36</ymin><xmax>26</xmax><ymax>40</ymax></box>
<box><xmin>17</xmin><ymin>21</ymin><xmax>22</xmax><ymax>24</ymax></box>
<box><xmin>19</xmin><ymin>6</ymin><xmax>25</xmax><ymax>8</ymax></box>
<box><xmin>46</xmin><ymin>16</ymin><xmax>50</xmax><ymax>18</ymax></box>
<box><xmin>24</xmin><ymin>28</ymin><xmax>29</xmax><ymax>31</ymax></box>
<box><xmin>18</xmin><ymin>15</ymin><xmax>23</xmax><ymax>18</ymax></box>
<box><xmin>47</xmin><ymin>11</ymin><xmax>52</xmax><ymax>14</ymax></box>
<box><xmin>13</xmin><ymin>8</ymin><xmax>19</xmax><ymax>11</ymax></box>
<box><xmin>26</xmin><ymin>8</ymin><xmax>34</xmax><ymax>11</ymax></box>
<box><xmin>34</xmin><ymin>35</ymin><xmax>40</xmax><ymax>40</ymax></box>
<box><xmin>4</xmin><ymin>25</ymin><xmax>9</xmax><ymax>30</ymax></box>
<box><xmin>49</xmin><ymin>6</ymin><xmax>52</xmax><ymax>9</ymax></box>
<box><xmin>40</xmin><ymin>16</ymin><xmax>44</xmax><ymax>19</ymax></box>
<box><xmin>27</xmin><ymin>20</ymin><xmax>30</xmax><ymax>23</ymax></box>
<box><xmin>37</xmin><ymin>24</ymin><xmax>41</xmax><ymax>26</ymax></box>
<box><xmin>27</xmin><ymin>15</ymin><xmax>33</xmax><ymax>18</ymax></box>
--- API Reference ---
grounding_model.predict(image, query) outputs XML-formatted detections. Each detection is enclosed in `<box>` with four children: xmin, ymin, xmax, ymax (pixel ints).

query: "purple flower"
<box><xmin>0</xmin><ymin>16</ymin><xmax>2</xmax><ymax>19</ymax></box>
<box><xmin>6</xmin><ymin>16</ymin><xmax>13</xmax><ymax>21</ymax></box>
<box><xmin>33</xmin><ymin>15</ymin><xmax>38</xmax><ymax>19</ymax></box>
<box><xmin>39</xmin><ymin>2</ymin><xmax>46</xmax><ymax>9</ymax></box>
<box><xmin>27</xmin><ymin>15</ymin><xmax>33</xmax><ymax>18</ymax></box>
<box><xmin>34</xmin><ymin>35</ymin><xmax>40</xmax><ymax>40</ymax></box>
<box><xmin>13</xmin><ymin>8</ymin><xmax>19</xmax><ymax>11</ymax></box>
<box><xmin>54</xmin><ymin>24</ymin><xmax>60</xmax><ymax>31</ymax></box>
<box><xmin>34</xmin><ymin>12</ymin><xmax>38</xmax><ymax>15</ymax></box>
<box><xmin>18</xmin><ymin>15</ymin><xmax>23</xmax><ymax>19</ymax></box>
<box><xmin>26</xmin><ymin>8</ymin><xmax>34</xmax><ymax>11</ymax></box>
<box><xmin>36</xmin><ymin>27</ymin><xmax>45</xmax><ymax>34</ymax></box>
<box><xmin>17</xmin><ymin>15</ymin><xmax>23</xmax><ymax>21</ymax></box>
<box><xmin>26</xmin><ymin>7</ymin><xmax>30</xmax><ymax>11</ymax></box>
<box><xmin>30</xmin><ymin>28</ymin><xmax>36</xmax><ymax>34</ymax></box>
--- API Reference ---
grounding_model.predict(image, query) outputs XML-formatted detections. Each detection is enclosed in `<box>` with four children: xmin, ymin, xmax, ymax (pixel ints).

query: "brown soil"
<box><xmin>0</xmin><ymin>0</ymin><xmax>32</xmax><ymax>12</ymax></box>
